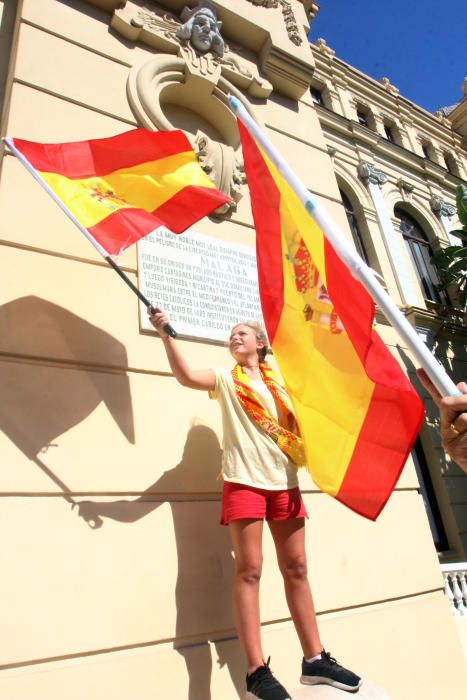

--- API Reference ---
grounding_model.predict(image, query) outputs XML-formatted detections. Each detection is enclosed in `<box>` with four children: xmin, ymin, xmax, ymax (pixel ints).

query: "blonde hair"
<box><xmin>230</xmin><ymin>321</ymin><xmax>269</xmax><ymax>363</ymax></box>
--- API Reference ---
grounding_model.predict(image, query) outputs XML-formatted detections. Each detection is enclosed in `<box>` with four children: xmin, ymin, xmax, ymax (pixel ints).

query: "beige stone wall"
<box><xmin>1</xmin><ymin>2</ymin><xmax>466</xmax><ymax>699</ymax></box>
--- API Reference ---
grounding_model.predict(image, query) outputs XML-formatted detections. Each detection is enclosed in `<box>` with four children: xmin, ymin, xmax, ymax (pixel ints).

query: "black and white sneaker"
<box><xmin>246</xmin><ymin>658</ymin><xmax>291</xmax><ymax>700</ymax></box>
<box><xmin>301</xmin><ymin>650</ymin><xmax>362</xmax><ymax>692</ymax></box>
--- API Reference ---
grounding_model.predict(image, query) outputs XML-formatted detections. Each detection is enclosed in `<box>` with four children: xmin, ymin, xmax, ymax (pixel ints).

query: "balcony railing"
<box><xmin>441</xmin><ymin>563</ymin><xmax>467</xmax><ymax>616</ymax></box>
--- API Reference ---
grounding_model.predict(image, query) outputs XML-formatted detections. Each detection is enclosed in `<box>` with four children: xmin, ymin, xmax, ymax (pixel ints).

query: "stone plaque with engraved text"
<box><xmin>138</xmin><ymin>227</ymin><xmax>263</xmax><ymax>341</ymax></box>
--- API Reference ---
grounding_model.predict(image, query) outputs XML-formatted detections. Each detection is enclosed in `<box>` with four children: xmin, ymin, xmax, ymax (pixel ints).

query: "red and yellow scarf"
<box><xmin>231</xmin><ymin>363</ymin><xmax>306</xmax><ymax>466</ymax></box>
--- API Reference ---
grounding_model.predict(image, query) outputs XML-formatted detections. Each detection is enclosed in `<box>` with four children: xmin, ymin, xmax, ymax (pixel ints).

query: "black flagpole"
<box><xmin>105</xmin><ymin>256</ymin><xmax>177</xmax><ymax>338</ymax></box>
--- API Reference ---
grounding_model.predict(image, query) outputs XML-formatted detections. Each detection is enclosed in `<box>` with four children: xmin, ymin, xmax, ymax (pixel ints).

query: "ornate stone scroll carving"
<box><xmin>379</xmin><ymin>77</ymin><xmax>399</xmax><ymax>96</ymax></box>
<box><xmin>279</xmin><ymin>0</ymin><xmax>303</xmax><ymax>46</ymax></box>
<box><xmin>357</xmin><ymin>162</ymin><xmax>388</xmax><ymax>186</ymax></box>
<box><xmin>247</xmin><ymin>0</ymin><xmax>278</xmax><ymax>6</ymax></box>
<box><xmin>397</xmin><ymin>178</ymin><xmax>415</xmax><ymax>194</ymax></box>
<box><xmin>246</xmin><ymin>0</ymin><xmax>303</xmax><ymax>45</ymax></box>
<box><xmin>194</xmin><ymin>132</ymin><xmax>246</xmax><ymax>215</ymax></box>
<box><xmin>315</xmin><ymin>38</ymin><xmax>335</xmax><ymax>57</ymax></box>
<box><xmin>430</xmin><ymin>195</ymin><xmax>456</xmax><ymax>218</ymax></box>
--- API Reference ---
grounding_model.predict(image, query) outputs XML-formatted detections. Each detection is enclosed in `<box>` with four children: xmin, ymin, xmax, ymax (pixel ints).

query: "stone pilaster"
<box><xmin>430</xmin><ymin>195</ymin><xmax>458</xmax><ymax>242</ymax></box>
<box><xmin>358</xmin><ymin>161</ymin><xmax>419</xmax><ymax>305</ymax></box>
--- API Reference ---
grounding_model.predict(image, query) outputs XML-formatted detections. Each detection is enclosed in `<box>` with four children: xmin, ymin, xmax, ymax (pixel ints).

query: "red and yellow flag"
<box><xmin>239</xmin><ymin>120</ymin><xmax>423</xmax><ymax>520</ymax></box>
<box><xmin>11</xmin><ymin>129</ymin><xmax>231</xmax><ymax>256</ymax></box>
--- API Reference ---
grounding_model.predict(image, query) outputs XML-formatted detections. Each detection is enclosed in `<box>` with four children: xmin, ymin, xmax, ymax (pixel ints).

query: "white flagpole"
<box><xmin>3</xmin><ymin>136</ymin><xmax>110</xmax><ymax>257</ymax></box>
<box><xmin>229</xmin><ymin>95</ymin><xmax>460</xmax><ymax>398</ymax></box>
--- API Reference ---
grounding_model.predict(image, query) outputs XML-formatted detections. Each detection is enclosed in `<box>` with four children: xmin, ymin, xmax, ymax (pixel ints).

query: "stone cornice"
<box><xmin>301</xmin><ymin>0</ymin><xmax>320</xmax><ymax>21</ymax></box>
<box><xmin>402</xmin><ymin>304</ymin><xmax>467</xmax><ymax>337</ymax></box>
<box><xmin>313</xmin><ymin>105</ymin><xmax>464</xmax><ymax>192</ymax></box>
<box><xmin>309</xmin><ymin>43</ymin><xmax>467</xmax><ymax>146</ymax></box>
<box><xmin>85</xmin><ymin>0</ymin><xmax>122</xmax><ymax>9</ymax></box>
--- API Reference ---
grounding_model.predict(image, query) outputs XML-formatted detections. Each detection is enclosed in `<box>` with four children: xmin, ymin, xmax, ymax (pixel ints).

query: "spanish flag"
<box><xmin>9</xmin><ymin>129</ymin><xmax>231</xmax><ymax>256</ymax></box>
<box><xmin>239</xmin><ymin>120</ymin><xmax>423</xmax><ymax>520</ymax></box>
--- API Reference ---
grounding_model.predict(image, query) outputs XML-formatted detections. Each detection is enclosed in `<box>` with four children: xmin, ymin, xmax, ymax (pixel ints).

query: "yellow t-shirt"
<box><xmin>209</xmin><ymin>368</ymin><xmax>299</xmax><ymax>490</ymax></box>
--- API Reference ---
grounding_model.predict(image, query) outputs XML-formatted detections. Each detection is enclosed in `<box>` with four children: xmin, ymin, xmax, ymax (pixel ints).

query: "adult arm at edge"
<box><xmin>416</xmin><ymin>368</ymin><xmax>467</xmax><ymax>474</ymax></box>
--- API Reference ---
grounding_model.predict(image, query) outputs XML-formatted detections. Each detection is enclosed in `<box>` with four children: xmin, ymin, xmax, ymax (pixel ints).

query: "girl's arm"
<box><xmin>148</xmin><ymin>309</ymin><xmax>216</xmax><ymax>391</ymax></box>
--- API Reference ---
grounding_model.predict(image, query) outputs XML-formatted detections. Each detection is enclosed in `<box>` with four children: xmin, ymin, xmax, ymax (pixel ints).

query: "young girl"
<box><xmin>149</xmin><ymin>309</ymin><xmax>361</xmax><ymax>699</ymax></box>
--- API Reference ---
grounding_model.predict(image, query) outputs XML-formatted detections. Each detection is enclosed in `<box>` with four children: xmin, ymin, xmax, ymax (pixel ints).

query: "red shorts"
<box><xmin>220</xmin><ymin>481</ymin><xmax>308</xmax><ymax>526</ymax></box>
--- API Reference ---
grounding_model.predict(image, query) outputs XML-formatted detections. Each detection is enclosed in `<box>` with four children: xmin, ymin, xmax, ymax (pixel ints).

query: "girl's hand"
<box><xmin>147</xmin><ymin>307</ymin><xmax>172</xmax><ymax>338</ymax></box>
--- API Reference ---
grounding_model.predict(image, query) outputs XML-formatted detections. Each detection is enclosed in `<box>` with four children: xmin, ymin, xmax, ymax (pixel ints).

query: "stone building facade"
<box><xmin>0</xmin><ymin>1</ymin><xmax>466</xmax><ymax>698</ymax></box>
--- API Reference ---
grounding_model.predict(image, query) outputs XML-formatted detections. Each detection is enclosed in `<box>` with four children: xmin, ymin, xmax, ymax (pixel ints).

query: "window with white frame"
<box><xmin>443</xmin><ymin>152</ymin><xmax>459</xmax><ymax>177</ymax></box>
<box><xmin>310</xmin><ymin>85</ymin><xmax>324</xmax><ymax>107</ymax></box>
<box><xmin>354</xmin><ymin>104</ymin><xmax>376</xmax><ymax>131</ymax></box>
<box><xmin>421</xmin><ymin>140</ymin><xmax>434</xmax><ymax>160</ymax></box>
<box><xmin>340</xmin><ymin>189</ymin><xmax>370</xmax><ymax>265</ymax></box>
<box><xmin>394</xmin><ymin>207</ymin><xmax>448</xmax><ymax>305</ymax></box>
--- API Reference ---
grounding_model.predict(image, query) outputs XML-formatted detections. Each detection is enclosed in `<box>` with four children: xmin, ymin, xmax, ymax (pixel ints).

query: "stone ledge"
<box><xmin>290</xmin><ymin>678</ymin><xmax>391</xmax><ymax>699</ymax></box>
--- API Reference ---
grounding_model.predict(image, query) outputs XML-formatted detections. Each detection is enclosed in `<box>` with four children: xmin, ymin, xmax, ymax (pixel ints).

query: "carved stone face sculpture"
<box><xmin>191</xmin><ymin>12</ymin><xmax>221</xmax><ymax>52</ymax></box>
<box><xmin>176</xmin><ymin>6</ymin><xmax>224</xmax><ymax>57</ymax></box>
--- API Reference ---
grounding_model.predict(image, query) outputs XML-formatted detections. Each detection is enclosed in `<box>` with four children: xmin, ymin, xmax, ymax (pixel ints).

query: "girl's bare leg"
<box><xmin>268</xmin><ymin>518</ymin><xmax>322</xmax><ymax>658</ymax></box>
<box><xmin>229</xmin><ymin>518</ymin><xmax>265</xmax><ymax>674</ymax></box>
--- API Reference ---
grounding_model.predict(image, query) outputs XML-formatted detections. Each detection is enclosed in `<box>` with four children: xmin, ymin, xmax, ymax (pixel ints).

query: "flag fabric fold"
<box><xmin>10</xmin><ymin>129</ymin><xmax>231</xmax><ymax>256</ymax></box>
<box><xmin>238</xmin><ymin>119</ymin><xmax>423</xmax><ymax>520</ymax></box>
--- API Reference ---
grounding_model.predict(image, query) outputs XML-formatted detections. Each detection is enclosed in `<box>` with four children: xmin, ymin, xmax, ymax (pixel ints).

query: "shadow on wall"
<box><xmin>0</xmin><ymin>296</ymin><xmax>243</xmax><ymax>697</ymax></box>
<box><xmin>0</xmin><ymin>295</ymin><xmax>135</xmax><ymax>499</ymax></box>
<box><xmin>76</xmin><ymin>424</ymin><xmax>244</xmax><ymax>700</ymax></box>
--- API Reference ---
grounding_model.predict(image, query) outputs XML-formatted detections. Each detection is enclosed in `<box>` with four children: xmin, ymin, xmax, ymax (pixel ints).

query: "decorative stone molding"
<box><xmin>114</xmin><ymin>4</ymin><xmax>272</xmax><ymax>98</ymax></box>
<box><xmin>110</xmin><ymin>1</ymin><xmax>312</xmax><ymax>100</ymax></box>
<box><xmin>379</xmin><ymin>112</ymin><xmax>399</xmax><ymax>127</ymax></box>
<box><xmin>176</xmin><ymin>2</ymin><xmax>224</xmax><ymax>57</ymax></box>
<box><xmin>403</xmin><ymin>304</ymin><xmax>467</xmax><ymax>338</ymax></box>
<box><xmin>442</xmin><ymin>563</ymin><xmax>467</xmax><ymax>616</ymax></box>
<box><xmin>350</xmin><ymin>96</ymin><xmax>365</xmax><ymax>108</ymax></box>
<box><xmin>193</xmin><ymin>131</ymin><xmax>246</xmax><ymax>216</ymax></box>
<box><xmin>245</xmin><ymin>1</ymin><xmax>303</xmax><ymax>45</ymax></box>
<box><xmin>247</xmin><ymin>0</ymin><xmax>278</xmax><ymax>6</ymax></box>
<box><xmin>326</xmin><ymin>145</ymin><xmax>337</xmax><ymax>156</ymax></box>
<box><xmin>315</xmin><ymin>38</ymin><xmax>335</xmax><ymax>57</ymax></box>
<box><xmin>396</xmin><ymin>178</ymin><xmax>415</xmax><ymax>194</ymax></box>
<box><xmin>430</xmin><ymin>195</ymin><xmax>456</xmax><ymax>218</ymax></box>
<box><xmin>350</xmin><ymin>97</ymin><xmax>375</xmax><ymax>119</ymax></box>
<box><xmin>379</xmin><ymin>77</ymin><xmax>399</xmax><ymax>95</ymax></box>
<box><xmin>302</xmin><ymin>1</ymin><xmax>320</xmax><ymax>21</ymax></box>
<box><xmin>358</xmin><ymin>162</ymin><xmax>388</xmax><ymax>186</ymax></box>
<box><xmin>279</xmin><ymin>0</ymin><xmax>303</xmax><ymax>46</ymax></box>
<box><xmin>260</xmin><ymin>40</ymin><xmax>314</xmax><ymax>99</ymax></box>
<box><xmin>433</xmin><ymin>110</ymin><xmax>451</xmax><ymax>125</ymax></box>
<box><xmin>111</xmin><ymin>2</ymin><xmax>277</xmax><ymax>217</ymax></box>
